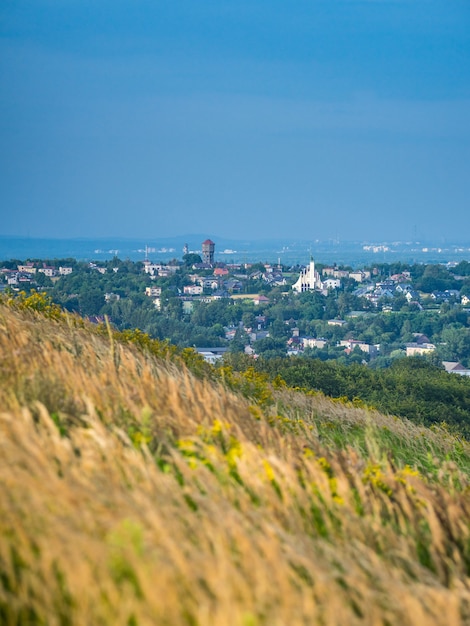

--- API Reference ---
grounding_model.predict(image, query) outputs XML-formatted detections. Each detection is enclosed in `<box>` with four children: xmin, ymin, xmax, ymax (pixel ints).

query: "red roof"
<box><xmin>202</xmin><ymin>239</ymin><xmax>214</xmax><ymax>245</ymax></box>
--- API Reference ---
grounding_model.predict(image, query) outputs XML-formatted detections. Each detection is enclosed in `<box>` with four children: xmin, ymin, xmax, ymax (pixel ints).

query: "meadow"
<box><xmin>1</xmin><ymin>295</ymin><xmax>470</xmax><ymax>625</ymax></box>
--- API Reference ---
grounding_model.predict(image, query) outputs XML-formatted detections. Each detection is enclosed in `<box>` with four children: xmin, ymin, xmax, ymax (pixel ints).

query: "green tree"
<box><xmin>182</xmin><ymin>253</ymin><xmax>203</xmax><ymax>267</ymax></box>
<box><xmin>79</xmin><ymin>289</ymin><xmax>104</xmax><ymax>316</ymax></box>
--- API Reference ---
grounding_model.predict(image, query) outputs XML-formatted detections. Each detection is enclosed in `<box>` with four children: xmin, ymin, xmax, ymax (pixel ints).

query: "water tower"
<box><xmin>202</xmin><ymin>239</ymin><xmax>215</xmax><ymax>264</ymax></box>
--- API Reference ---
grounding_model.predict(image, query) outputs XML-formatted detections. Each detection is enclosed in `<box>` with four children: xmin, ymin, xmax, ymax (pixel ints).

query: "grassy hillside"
<box><xmin>1</xmin><ymin>297</ymin><xmax>470</xmax><ymax>625</ymax></box>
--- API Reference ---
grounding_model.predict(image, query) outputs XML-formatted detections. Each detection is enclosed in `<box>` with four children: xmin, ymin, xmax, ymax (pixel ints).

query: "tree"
<box><xmin>242</xmin><ymin>312</ymin><xmax>256</xmax><ymax>330</ymax></box>
<box><xmin>415</xmin><ymin>264</ymin><xmax>458</xmax><ymax>293</ymax></box>
<box><xmin>183</xmin><ymin>253</ymin><xmax>202</xmax><ymax>267</ymax></box>
<box><xmin>230</xmin><ymin>328</ymin><xmax>249</xmax><ymax>353</ymax></box>
<box><xmin>79</xmin><ymin>289</ymin><xmax>104</xmax><ymax>316</ymax></box>
<box><xmin>270</xmin><ymin>319</ymin><xmax>289</xmax><ymax>339</ymax></box>
<box><xmin>34</xmin><ymin>273</ymin><xmax>52</xmax><ymax>288</ymax></box>
<box><xmin>166</xmin><ymin>297</ymin><xmax>184</xmax><ymax>321</ymax></box>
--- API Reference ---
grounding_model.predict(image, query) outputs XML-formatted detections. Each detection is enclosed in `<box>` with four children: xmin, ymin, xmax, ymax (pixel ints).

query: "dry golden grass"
<box><xmin>1</xmin><ymin>303</ymin><xmax>470</xmax><ymax>625</ymax></box>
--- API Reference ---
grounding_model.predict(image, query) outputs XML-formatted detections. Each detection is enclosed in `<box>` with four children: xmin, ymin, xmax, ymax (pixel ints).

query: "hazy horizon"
<box><xmin>2</xmin><ymin>234</ymin><xmax>470</xmax><ymax>267</ymax></box>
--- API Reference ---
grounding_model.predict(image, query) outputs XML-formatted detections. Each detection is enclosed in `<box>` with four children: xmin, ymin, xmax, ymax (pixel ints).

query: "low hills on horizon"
<box><xmin>1</xmin><ymin>295</ymin><xmax>470</xmax><ymax>625</ymax></box>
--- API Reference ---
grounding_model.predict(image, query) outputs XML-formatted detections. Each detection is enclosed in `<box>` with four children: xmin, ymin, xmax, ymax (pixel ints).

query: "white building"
<box><xmin>302</xmin><ymin>337</ymin><xmax>328</xmax><ymax>349</ymax></box>
<box><xmin>292</xmin><ymin>259</ymin><xmax>323</xmax><ymax>293</ymax></box>
<box><xmin>442</xmin><ymin>362</ymin><xmax>470</xmax><ymax>376</ymax></box>
<box><xmin>323</xmin><ymin>277</ymin><xmax>341</xmax><ymax>290</ymax></box>
<box><xmin>183</xmin><ymin>285</ymin><xmax>203</xmax><ymax>296</ymax></box>
<box><xmin>145</xmin><ymin>287</ymin><xmax>162</xmax><ymax>297</ymax></box>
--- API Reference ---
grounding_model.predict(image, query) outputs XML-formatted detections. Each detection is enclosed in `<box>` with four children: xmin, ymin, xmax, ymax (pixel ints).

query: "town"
<box><xmin>1</xmin><ymin>237</ymin><xmax>470</xmax><ymax>374</ymax></box>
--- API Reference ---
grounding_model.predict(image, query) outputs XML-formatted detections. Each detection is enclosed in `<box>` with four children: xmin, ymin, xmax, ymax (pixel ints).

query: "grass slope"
<box><xmin>1</xmin><ymin>300</ymin><xmax>470</xmax><ymax>625</ymax></box>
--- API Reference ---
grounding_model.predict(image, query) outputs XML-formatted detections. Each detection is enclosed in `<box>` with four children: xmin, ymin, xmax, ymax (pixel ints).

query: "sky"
<box><xmin>1</xmin><ymin>0</ymin><xmax>469</xmax><ymax>243</ymax></box>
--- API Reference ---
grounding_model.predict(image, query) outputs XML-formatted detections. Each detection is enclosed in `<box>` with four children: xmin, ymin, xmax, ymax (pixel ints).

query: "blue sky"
<box><xmin>1</xmin><ymin>0</ymin><xmax>469</xmax><ymax>242</ymax></box>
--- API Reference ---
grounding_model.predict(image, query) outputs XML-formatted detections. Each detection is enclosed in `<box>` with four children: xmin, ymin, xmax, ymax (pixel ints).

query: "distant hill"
<box><xmin>1</xmin><ymin>296</ymin><xmax>470</xmax><ymax>625</ymax></box>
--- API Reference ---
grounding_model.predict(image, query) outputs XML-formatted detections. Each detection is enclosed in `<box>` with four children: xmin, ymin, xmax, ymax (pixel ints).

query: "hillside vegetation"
<box><xmin>224</xmin><ymin>353</ymin><xmax>470</xmax><ymax>438</ymax></box>
<box><xmin>1</xmin><ymin>297</ymin><xmax>470</xmax><ymax>625</ymax></box>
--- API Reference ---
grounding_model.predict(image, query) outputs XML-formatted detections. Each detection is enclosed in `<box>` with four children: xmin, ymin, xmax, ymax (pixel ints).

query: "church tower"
<box><xmin>292</xmin><ymin>257</ymin><xmax>321</xmax><ymax>292</ymax></box>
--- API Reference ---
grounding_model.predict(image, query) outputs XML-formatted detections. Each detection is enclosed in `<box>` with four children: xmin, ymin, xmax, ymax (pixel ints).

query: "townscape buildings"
<box><xmin>2</xmin><ymin>239</ymin><xmax>470</xmax><ymax>373</ymax></box>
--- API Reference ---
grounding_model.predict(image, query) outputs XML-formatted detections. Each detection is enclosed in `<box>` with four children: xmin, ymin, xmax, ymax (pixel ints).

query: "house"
<box><xmin>143</xmin><ymin>262</ymin><xmax>179</xmax><ymax>277</ymax></box>
<box><xmin>323</xmin><ymin>267</ymin><xmax>349</xmax><ymax>279</ymax></box>
<box><xmin>2</xmin><ymin>269</ymin><xmax>19</xmax><ymax>285</ymax></box>
<box><xmin>395</xmin><ymin>283</ymin><xmax>414</xmax><ymax>294</ymax></box>
<box><xmin>327</xmin><ymin>319</ymin><xmax>347</xmax><ymax>327</ymax></box>
<box><xmin>249</xmin><ymin>330</ymin><xmax>270</xmax><ymax>342</ymax></box>
<box><xmin>390</xmin><ymin>273</ymin><xmax>410</xmax><ymax>282</ymax></box>
<box><xmin>224</xmin><ymin>279</ymin><xmax>243</xmax><ymax>293</ymax></box>
<box><xmin>287</xmin><ymin>336</ymin><xmax>302</xmax><ymax>348</ymax></box>
<box><xmin>255</xmin><ymin>315</ymin><xmax>267</xmax><ymax>329</ymax></box>
<box><xmin>254</xmin><ymin>295</ymin><xmax>270</xmax><ymax>306</ymax></box>
<box><xmin>104</xmin><ymin>293</ymin><xmax>120</xmax><ymax>302</ymax></box>
<box><xmin>442</xmin><ymin>362</ymin><xmax>470</xmax><ymax>376</ymax></box>
<box><xmin>142</xmin><ymin>261</ymin><xmax>158</xmax><ymax>276</ymax></box>
<box><xmin>431</xmin><ymin>291</ymin><xmax>450</xmax><ymax>302</ymax></box>
<box><xmin>287</xmin><ymin>348</ymin><xmax>302</xmax><ymax>356</ymax></box>
<box><xmin>17</xmin><ymin>263</ymin><xmax>36</xmax><ymax>274</ymax></box>
<box><xmin>188</xmin><ymin>274</ymin><xmax>202</xmax><ymax>284</ymax></box>
<box><xmin>322</xmin><ymin>278</ymin><xmax>341</xmax><ymax>290</ymax></box>
<box><xmin>196</xmin><ymin>347</ymin><xmax>228</xmax><ymax>363</ymax></box>
<box><xmin>203</xmin><ymin>278</ymin><xmax>219</xmax><ymax>291</ymax></box>
<box><xmin>212</xmin><ymin>290</ymin><xmax>229</xmax><ymax>300</ymax></box>
<box><xmin>213</xmin><ymin>267</ymin><xmax>229</xmax><ymax>277</ymax></box>
<box><xmin>405</xmin><ymin>342</ymin><xmax>436</xmax><ymax>357</ymax></box>
<box><xmin>349</xmin><ymin>270</ymin><xmax>371</xmax><ymax>282</ymax></box>
<box><xmin>18</xmin><ymin>274</ymin><xmax>32</xmax><ymax>284</ymax></box>
<box><xmin>225</xmin><ymin>327</ymin><xmax>237</xmax><ymax>341</ymax></box>
<box><xmin>59</xmin><ymin>266</ymin><xmax>73</xmax><ymax>275</ymax></box>
<box><xmin>183</xmin><ymin>285</ymin><xmax>203</xmax><ymax>296</ymax></box>
<box><xmin>462</xmin><ymin>295</ymin><xmax>470</xmax><ymax>306</ymax></box>
<box><xmin>38</xmin><ymin>265</ymin><xmax>57</xmax><ymax>277</ymax></box>
<box><xmin>340</xmin><ymin>339</ymin><xmax>378</xmax><ymax>357</ymax></box>
<box><xmin>145</xmin><ymin>286</ymin><xmax>162</xmax><ymax>297</ymax></box>
<box><xmin>193</xmin><ymin>263</ymin><xmax>213</xmax><ymax>271</ymax></box>
<box><xmin>303</xmin><ymin>337</ymin><xmax>328</xmax><ymax>350</ymax></box>
<box><xmin>353</xmin><ymin>286</ymin><xmax>374</xmax><ymax>298</ymax></box>
<box><xmin>405</xmin><ymin>290</ymin><xmax>420</xmax><ymax>303</ymax></box>
<box><xmin>431</xmin><ymin>290</ymin><xmax>459</xmax><ymax>302</ymax></box>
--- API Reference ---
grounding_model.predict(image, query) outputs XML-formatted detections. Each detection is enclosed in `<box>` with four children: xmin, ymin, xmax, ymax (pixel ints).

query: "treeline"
<box><xmin>225</xmin><ymin>353</ymin><xmax>470</xmax><ymax>437</ymax></box>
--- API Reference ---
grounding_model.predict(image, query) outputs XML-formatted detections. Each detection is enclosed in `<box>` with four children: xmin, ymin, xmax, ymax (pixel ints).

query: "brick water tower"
<box><xmin>202</xmin><ymin>239</ymin><xmax>215</xmax><ymax>265</ymax></box>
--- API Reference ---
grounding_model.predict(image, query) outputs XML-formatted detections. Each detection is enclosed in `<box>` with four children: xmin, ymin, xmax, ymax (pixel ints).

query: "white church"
<box><xmin>292</xmin><ymin>258</ymin><xmax>341</xmax><ymax>293</ymax></box>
